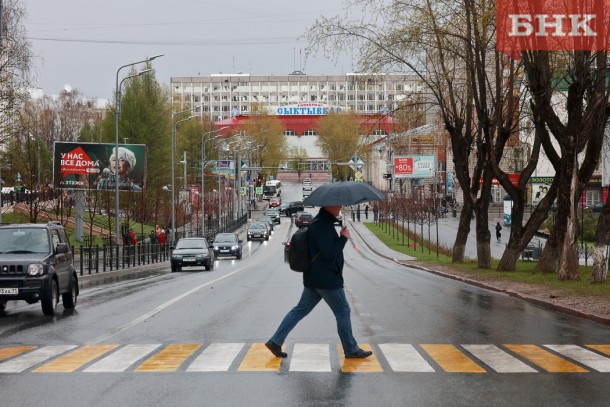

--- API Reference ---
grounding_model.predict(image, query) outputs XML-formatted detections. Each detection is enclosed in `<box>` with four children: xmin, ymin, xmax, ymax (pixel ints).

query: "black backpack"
<box><xmin>286</xmin><ymin>220</ymin><xmax>319</xmax><ymax>272</ymax></box>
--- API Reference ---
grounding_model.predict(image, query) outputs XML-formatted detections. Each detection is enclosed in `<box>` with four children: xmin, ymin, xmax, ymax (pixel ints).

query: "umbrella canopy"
<box><xmin>303</xmin><ymin>181</ymin><xmax>385</xmax><ymax>207</ymax></box>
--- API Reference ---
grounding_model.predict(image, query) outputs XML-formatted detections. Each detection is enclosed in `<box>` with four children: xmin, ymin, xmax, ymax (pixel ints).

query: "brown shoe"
<box><xmin>265</xmin><ymin>341</ymin><xmax>287</xmax><ymax>358</ymax></box>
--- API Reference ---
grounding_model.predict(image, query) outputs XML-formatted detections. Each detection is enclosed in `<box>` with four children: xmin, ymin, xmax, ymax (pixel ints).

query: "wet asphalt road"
<box><xmin>1</xmin><ymin>182</ymin><xmax>610</xmax><ymax>407</ymax></box>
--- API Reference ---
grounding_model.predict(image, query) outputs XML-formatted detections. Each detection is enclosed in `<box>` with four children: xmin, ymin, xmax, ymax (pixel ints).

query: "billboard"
<box><xmin>393</xmin><ymin>155</ymin><xmax>436</xmax><ymax>178</ymax></box>
<box><xmin>53</xmin><ymin>142</ymin><xmax>147</xmax><ymax>191</ymax></box>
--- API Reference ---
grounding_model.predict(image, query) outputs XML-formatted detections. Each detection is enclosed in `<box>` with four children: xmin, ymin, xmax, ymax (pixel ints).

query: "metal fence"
<box><xmin>73</xmin><ymin>213</ymin><xmax>249</xmax><ymax>276</ymax></box>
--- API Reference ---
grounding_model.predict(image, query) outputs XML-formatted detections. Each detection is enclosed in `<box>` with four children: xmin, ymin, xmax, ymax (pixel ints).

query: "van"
<box><xmin>263</xmin><ymin>180</ymin><xmax>282</xmax><ymax>200</ymax></box>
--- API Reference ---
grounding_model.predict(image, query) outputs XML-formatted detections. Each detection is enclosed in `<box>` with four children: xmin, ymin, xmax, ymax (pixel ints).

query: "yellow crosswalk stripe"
<box><xmin>504</xmin><ymin>344</ymin><xmax>588</xmax><ymax>373</ymax></box>
<box><xmin>135</xmin><ymin>344</ymin><xmax>200</xmax><ymax>372</ymax></box>
<box><xmin>587</xmin><ymin>345</ymin><xmax>610</xmax><ymax>357</ymax></box>
<box><xmin>421</xmin><ymin>344</ymin><xmax>486</xmax><ymax>373</ymax></box>
<box><xmin>238</xmin><ymin>343</ymin><xmax>282</xmax><ymax>372</ymax></box>
<box><xmin>0</xmin><ymin>346</ymin><xmax>35</xmax><ymax>362</ymax></box>
<box><xmin>338</xmin><ymin>344</ymin><xmax>383</xmax><ymax>372</ymax></box>
<box><xmin>33</xmin><ymin>345</ymin><xmax>118</xmax><ymax>373</ymax></box>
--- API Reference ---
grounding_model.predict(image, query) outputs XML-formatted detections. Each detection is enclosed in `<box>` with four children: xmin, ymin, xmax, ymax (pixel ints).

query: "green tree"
<box><xmin>316</xmin><ymin>111</ymin><xmax>368</xmax><ymax>181</ymax></box>
<box><xmin>288</xmin><ymin>147</ymin><xmax>308</xmax><ymax>180</ymax></box>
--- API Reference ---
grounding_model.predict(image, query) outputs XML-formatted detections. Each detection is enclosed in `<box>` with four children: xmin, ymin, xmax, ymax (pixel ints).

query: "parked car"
<box><xmin>171</xmin><ymin>237</ymin><xmax>215</xmax><ymax>272</ymax></box>
<box><xmin>265</xmin><ymin>208</ymin><xmax>281</xmax><ymax>224</ymax></box>
<box><xmin>284</xmin><ymin>200</ymin><xmax>305</xmax><ymax>217</ymax></box>
<box><xmin>294</xmin><ymin>212</ymin><xmax>314</xmax><ymax>228</ymax></box>
<box><xmin>302</xmin><ymin>178</ymin><xmax>313</xmax><ymax>191</ymax></box>
<box><xmin>0</xmin><ymin>221</ymin><xmax>78</xmax><ymax>315</ymax></box>
<box><xmin>269</xmin><ymin>197</ymin><xmax>282</xmax><ymax>208</ymax></box>
<box><xmin>247</xmin><ymin>222</ymin><xmax>269</xmax><ymax>241</ymax></box>
<box><xmin>212</xmin><ymin>233</ymin><xmax>243</xmax><ymax>260</ymax></box>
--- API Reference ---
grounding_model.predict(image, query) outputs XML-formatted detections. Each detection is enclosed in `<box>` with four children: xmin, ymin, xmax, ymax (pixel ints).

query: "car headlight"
<box><xmin>27</xmin><ymin>263</ymin><xmax>45</xmax><ymax>276</ymax></box>
<box><xmin>231</xmin><ymin>245</ymin><xmax>239</xmax><ymax>250</ymax></box>
<box><xmin>213</xmin><ymin>246</ymin><xmax>219</xmax><ymax>250</ymax></box>
<box><xmin>171</xmin><ymin>254</ymin><xmax>182</xmax><ymax>259</ymax></box>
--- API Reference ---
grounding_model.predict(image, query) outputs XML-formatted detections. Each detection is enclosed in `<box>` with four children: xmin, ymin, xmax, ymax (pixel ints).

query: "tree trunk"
<box><xmin>591</xmin><ymin>203</ymin><xmax>610</xmax><ymax>283</ymax></box>
<box><xmin>475</xmin><ymin>204</ymin><xmax>491</xmax><ymax>269</ymax></box>
<box><xmin>535</xmin><ymin>233</ymin><xmax>559</xmax><ymax>273</ymax></box>
<box><xmin>452</xmin><ymin>201</ymin><xmax>472</xmax><ymax>262</ymax></box>
<box><xmin>557</xmin><ymin>154</ymin><xmax>580</xmax><ymax>281</ymax></box>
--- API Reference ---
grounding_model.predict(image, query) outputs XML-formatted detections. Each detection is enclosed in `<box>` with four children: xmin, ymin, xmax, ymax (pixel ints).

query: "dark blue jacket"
<box><xmin>303</xmin><ymin>208</ymin><xmax>347</xmax><ymax>289</ymax></box>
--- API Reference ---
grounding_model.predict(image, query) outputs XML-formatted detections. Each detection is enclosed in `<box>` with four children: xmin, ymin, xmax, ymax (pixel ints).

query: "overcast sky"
<box><xmin>23</xmin><ymin>0</ymin><xmax>355</xmax><ymax>100</ymax></box>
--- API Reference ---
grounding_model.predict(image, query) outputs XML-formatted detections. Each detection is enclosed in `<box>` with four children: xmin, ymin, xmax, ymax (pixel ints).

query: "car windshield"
<box><xmin>214</xmin><ymin>234</ymin><xmax>237</xmax><ymax>243</ymax></box>
<box><xmin>300</xmin><ymin>214</ymin><xmax>313</xmax><ymax>220</ymax></box>
<box><xmin>175</xmin><ymin>239</ymin><xmax>207</xmax><ymax>249</ymax></box>
<box><xmin>250</xmin><ymin>223</ymin><xmax>266</xmax><ymax>229</ymax></box>
<box><xmin>0</xmin><ymin>228</ymin><xmax>50</xmax><ymax>254</ymax></box>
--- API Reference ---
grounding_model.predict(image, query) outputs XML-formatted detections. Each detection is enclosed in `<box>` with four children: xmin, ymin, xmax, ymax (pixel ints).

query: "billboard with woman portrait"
<box><xmin>53</xmin><ymin>142</ymin><xmax>147</xmax><ymax>191</ymax></box>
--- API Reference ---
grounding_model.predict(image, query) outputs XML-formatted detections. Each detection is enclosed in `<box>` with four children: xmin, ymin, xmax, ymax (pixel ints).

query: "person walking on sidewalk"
<box><xmin>495</xmin><ymin>222</ymin><xmax>502</xmax><ymax>243</ymax></box>
<box><xmin>265</xmin><ymin>205</ymin><xmax>373</xmax><ymax>359</ymax></box>
<box><xmin>364</xmin><ymin>204</ymin><xmax>369</xmax><ymax>220</ymax></box>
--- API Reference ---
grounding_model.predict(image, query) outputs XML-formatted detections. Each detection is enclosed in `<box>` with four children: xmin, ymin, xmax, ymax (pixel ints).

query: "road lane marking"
<box><xmin>290</xmin><ymin>344</ymin><xmax>331</xmax><ymax>372</ymax></box>
<box><xmin>135</xmin><ymin>344</ymin><xmax>200</xmax><ymax>372</ymax></box>
<box><xmin>187</xmin><ymin>343</ymin><xmax>244</xmax><ymax>372</ymax></box>
<box><xmin>84</xmin><ymin>344</ymin><xmax>161</xmax><ymax>372</ymax></box>
<box><xmin>378</xmin><ymin>344</ymin><xmax>435</xmax><ymax>372</ymax></box>
<box><xmin>0</xmin><ymin>345</ymin><xmax>77</xmax><ymax>373</ymax></box>
<box><xmin>544</xmin><ymin>345</ymin><xmax>610</xmax><ymax>372</ymax></box>
<box><xmin>88</xmin><ymin>266</ymin><xmax>250</xmax><ymax>344</ymax></box>
<box><xmin>462</xmin><ymin>344</ymin><xmax>537</xmax><ymax>373</ymax></box>
<box><xmin>0</xmin><ymin>346</ymin><xmax>35</xmax><ymax>363</ymax></box>
<box><xmin>238</xmin><ymin>343</ymin><xmax>282</xmax><ymax>371</ymax></box>
<box><xmin>503</xmin><ymin>344</ymin><xmax>588</xmax><ymax>373</ymax></box>
<box><xmin>421</xmin><ymin>344</ymin><xmax>486</xmax><ymax>373</ymax></box>
<box><xmin>339</xmin><ymin>344</ymin><xmax>383</xmax><ymax>372</ymax></box>
<box><xmin>586</xmin><ymin>345</ymin><xmax>610</xmax><ymax>357</ymax></box>
<box><xmin>33</xmin><ymin>345</ymin><xmax>118</xmax><ymax>373</ymax></box>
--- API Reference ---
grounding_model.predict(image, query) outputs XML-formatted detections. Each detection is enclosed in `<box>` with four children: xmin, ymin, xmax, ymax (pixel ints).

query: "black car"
<box><xmin>212</xmin><ymin>233</ymin><xmax>243</xmax><ymax>259</ymax></box>
<box><xmin>284</xmin><ymin>201</ymin><xmax>305</xmax><ymax>217</ymax></box>
<box><xmin>0</xmin><ymin>221</ymin><xmax>78</xmax><ymax>316</ymax></box>
<box><xmin>258</xmin><ymin>216</ymin><xmax>275</xmax><ymax>232</ymax></box>
<box><xmin>171</xmin><ymin>238</ymin><xmax>215</xmax><ymax>272</ymax></box>
<box><xmin>247</xmin><ymin>222</ymin><xmax>269</xmax><ymax>241</ymax></box>
<box><xmin>294</xmin><ymin>212</ymin><xmax>314</xmax><ymax>227</ymax></box>
<box><xmin>278</xmin><ymin>201</ymin><xmax>291</xmax><ymax>215</ymax></box>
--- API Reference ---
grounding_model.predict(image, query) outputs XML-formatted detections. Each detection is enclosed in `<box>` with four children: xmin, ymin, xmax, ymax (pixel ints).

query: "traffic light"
<box><xmin>256</xmin><ymin>176</ymin><xmax>262</xmax><ymax>187</ymax></box>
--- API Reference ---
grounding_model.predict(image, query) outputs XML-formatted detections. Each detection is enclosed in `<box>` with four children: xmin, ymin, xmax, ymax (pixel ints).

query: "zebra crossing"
<box><xmin>1</xmin><ymin>343</ymin><xmax>610</xmax><ymax>374</ymax></box>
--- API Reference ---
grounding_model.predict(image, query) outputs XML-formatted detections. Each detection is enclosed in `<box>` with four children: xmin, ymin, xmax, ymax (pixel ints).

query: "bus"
<box><xmin>263</xmin><ymin>180</ymin><xmax>282</xmax><ymax>200</ymax></box>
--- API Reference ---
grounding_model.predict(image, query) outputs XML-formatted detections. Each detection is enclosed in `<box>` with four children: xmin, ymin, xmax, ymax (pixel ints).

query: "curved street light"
<box><xmin>201</xmin><ymin>127</ymin><xmax>228</xmax><ymax>236</ymax></box>
<box><xmin>171</xmin><ymin>111</ymin><xmax>199</xmax><ymax>243</ymax></box>
<box><xmin>114</xmin><ymin>54</ymin><xmax>163</xmax><ymax>245</ymax></box>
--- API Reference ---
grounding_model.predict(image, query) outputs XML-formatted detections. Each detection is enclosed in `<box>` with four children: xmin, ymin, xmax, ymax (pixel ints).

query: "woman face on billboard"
<box><xmin>109</xmin><ymin>147</ymin><xmax>136</xmax><ymax>178</ymax></box>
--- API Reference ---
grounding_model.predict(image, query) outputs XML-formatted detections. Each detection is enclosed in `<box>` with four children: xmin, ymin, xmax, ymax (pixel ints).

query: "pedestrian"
<box><xmin>495</xmin><ymin>222</ymin><xmax>502</xmax><ymax>243</ymax></box>
<box><xmin>265</xmin><ymin>205</ymin><xmax>373</xmax><ymax>359</ymax></box>
<box><xmin>356</xmin><ymin>205</ymin><xmax>361</xmax><ymax>222</ymax></box>
<box><xmin>373</xmin><ymin>203</ymin><xmax>378</xmax><ymax>221</ymax></box>
<box><xmin>364</xmin><ymin>204</ymin><xmax>369</xmax><ymax>220</ymax></box>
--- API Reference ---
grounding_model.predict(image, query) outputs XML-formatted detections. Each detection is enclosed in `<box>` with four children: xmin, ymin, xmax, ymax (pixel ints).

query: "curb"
<box><xmin>350</xmin><ymin>222</ymin><xmax>610</xmax><ymax>327</ymax></box>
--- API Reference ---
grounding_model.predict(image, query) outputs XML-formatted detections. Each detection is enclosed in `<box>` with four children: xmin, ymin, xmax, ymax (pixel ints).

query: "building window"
<box><xmin>303</xmin><ymin>129</ymin><xmax>318</xmax><ymax>136</ymax></box>
<box><xmin>283</xmin><ymin>129</ymin><xmax>297</xmax><ymax>136</ymax></box>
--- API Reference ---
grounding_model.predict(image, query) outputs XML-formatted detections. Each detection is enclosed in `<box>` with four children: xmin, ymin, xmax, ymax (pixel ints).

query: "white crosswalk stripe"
<box><xmin>0</xmin><ymin>343</ymin><xmax>609</xmax><ymax>374</ymax></box>
<box><xmin>378</xmin><ymin>344</ymin><xmax>435</xmax><ymax>372</ymax></box>
<box><xmin>0</xmin><ymin>345</ymin><xmax>77</xmax><ymax>373</ymax></box>
<box><xmin>462</xmin><ymin>344</ymin><xmax>537</xmax><ymax>373</ymax></box>
<box><xmin>544</xmin><ymin>345</ymin><xmax>610</xmax><ymax>372</ymax></box>
<box><xmin>187</xmin><ymin>343</ymin><xmax>244</xmax><ymax>372</ymax></box>
<box><xmin>84</xmin><ymin>344</ymin><xmax>161</xmax><ymax>373</ymax></box>
<box><xmin>290</xmin><ymin>344</ymin><xmax>331</xmax><ymax>372</ymax></box>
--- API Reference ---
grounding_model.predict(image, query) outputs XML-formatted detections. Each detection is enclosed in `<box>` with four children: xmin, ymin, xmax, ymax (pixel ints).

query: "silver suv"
<box><xmin>0</xmin><ymin>221</ymin><xmax>78</xmax><ymax>315</ymax></box>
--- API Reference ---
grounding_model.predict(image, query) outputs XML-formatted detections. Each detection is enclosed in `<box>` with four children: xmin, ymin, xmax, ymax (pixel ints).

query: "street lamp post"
<box><xmin>201</xmin><ymin>128</ymin><xmax>227</xmax><ymax>237</ymax></box>
<box><xmin>171</xmin><ymin>110</ymin><xmax>199</xmax><ymax>244</ymax></box>
<box><xmin>114</xmin><ymin>54</ymin><xmax>163</xmax><ymax>244</ymax></box>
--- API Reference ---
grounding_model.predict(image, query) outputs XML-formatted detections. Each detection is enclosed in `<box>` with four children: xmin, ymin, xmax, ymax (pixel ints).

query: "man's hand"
<box><xmin>340</xmin><ymin>226</ymin><xmax>351</xmax><ymax>239</ymax></box>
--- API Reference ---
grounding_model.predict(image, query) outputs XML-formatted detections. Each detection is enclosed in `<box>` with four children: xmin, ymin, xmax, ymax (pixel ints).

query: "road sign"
<box><xmin>256</xmin><ymin>186</ymin><xmax>262</xmax><ymax>195</ymax></box>
<box><xmin>240</xmin><ymin>187</ymin><xmax>246</xmax><ymax>196</ymax></box>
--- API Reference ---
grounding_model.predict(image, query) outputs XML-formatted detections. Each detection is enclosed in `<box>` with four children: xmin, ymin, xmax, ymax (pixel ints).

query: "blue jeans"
<box><xmin>269</xmin><ymin>286</ymin><xmax>360</xmax><ymax>355</ymax></box>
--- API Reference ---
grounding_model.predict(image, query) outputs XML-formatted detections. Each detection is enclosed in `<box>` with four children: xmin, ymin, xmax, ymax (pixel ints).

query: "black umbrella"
<box><xmin>303</xmin><ymin>181</ymin><xmax>384</xmax><ymax>207</ymax></box>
